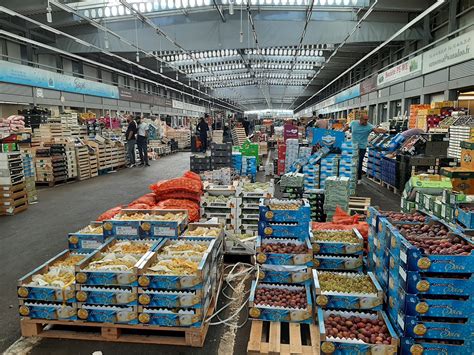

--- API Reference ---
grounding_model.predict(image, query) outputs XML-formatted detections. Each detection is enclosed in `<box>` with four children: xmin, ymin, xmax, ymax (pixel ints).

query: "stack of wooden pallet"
<box><xmin>165</xmin><ymin>126</ymin><xmax>191</xmax><ymax>149</ymax></box>
<box><xmin>75</xmin><ymin>145</ymin><xmax>91</xmax><ymax>181</ymax></box>
<box><xmin>232</xmin><ymin>127</ymin><xmax>247</xmax><ymax>146</ymax></box>
<box><xmin>0</xmin><ymin>152</ymin><xmax>28</xmax><ymax>215</ymax></box>
<box><xmin>64</xmin><ymin>143</ymin><xmax>78</xmax><ymax>179</ymax></box>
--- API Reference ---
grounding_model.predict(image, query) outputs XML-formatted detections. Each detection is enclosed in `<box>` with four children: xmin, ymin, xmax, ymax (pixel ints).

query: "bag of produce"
<box><xmin>127</xmin><ymin>203</ymin><xmax>152</xmax><ymax>210</ymax></box>
<box><xmin>97</xmin><ymin>206</ymin><xmax>122</xmax><ymax>221</ymax></box>
<box><xmin>131</xmin><ymin>193</ymin><xmax>156</xmax><ymax>206</ymax></box>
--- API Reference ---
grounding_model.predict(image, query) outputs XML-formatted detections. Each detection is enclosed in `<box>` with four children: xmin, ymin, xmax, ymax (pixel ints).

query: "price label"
<box><xmin>372</xmin><ymin>218</ymin><xmax>376</xmax><ymax>227</ymax></box>
<box><xmin>399</xmin><ymin>266</ymin><xmax>406</xmax><ymax>281</ymax></box>
<box><xmin>154</xmin><ymin>226</ymin><xmax>175</xmax><ymax>236</ymax></box>
<box><xmin>82</xmin><ymin>240</ymin><xmax>103</xmax><ymax>250</ymax></box>
<box><xmin>116</xmin><ymin>226</ymin><xmax>138</xmax><ymax>236</ymax></box>
<box><xmin>397</xmin><ymin>314</ymin><xmax>405</xmax><ymax>329</ymax></box>
<box><xmin>400</xmin><ymin>250</ymin><xmax>407</xmax><ymax>263</ymax></box>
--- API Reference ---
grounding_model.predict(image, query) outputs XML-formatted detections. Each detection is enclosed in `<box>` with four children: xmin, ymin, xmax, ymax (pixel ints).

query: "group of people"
<box><xmin>125</xmin><ymin>115</ymin><xmax>150</xmax><ymax>168</ymax></box>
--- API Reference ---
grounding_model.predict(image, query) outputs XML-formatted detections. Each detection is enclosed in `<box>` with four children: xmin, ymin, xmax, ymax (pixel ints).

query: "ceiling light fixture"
<box><xmin>46</xmin><ymin>0</ymin><xmax>53</xmax><ymax>23</ymax></box>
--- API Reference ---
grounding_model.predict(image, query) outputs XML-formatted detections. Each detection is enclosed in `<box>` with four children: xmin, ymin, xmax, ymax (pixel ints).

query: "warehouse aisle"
<box><xmin>1</xmin><ymin>155</ymin><xmax>401</xmax><ymax>355</ymax></box>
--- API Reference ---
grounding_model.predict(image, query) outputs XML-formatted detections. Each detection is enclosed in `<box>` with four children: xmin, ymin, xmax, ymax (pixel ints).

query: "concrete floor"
<box><xmin>0</xmin><ymin>153</ymin><xmax>400</xmax><ymax>354</ymax></box>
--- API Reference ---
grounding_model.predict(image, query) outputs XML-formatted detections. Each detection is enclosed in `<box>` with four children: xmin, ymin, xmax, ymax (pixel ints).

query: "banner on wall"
<box><xmin>360</xmin><ymin>76</ymin><xmax>377</xmax><ymax>95</ymax></box>
<box><xmin>172</xmin><ymin>100</ymin><xmax>206</xmax><ymax>113</ymax></box>
<box><xmin>377</xmin><ymin>55</ymin><xmax>422</xmax><ymax>87</ymax></box>
<box><xmin>422</xmin><ymin>30</ymin><xmax>474</xmax><ymax>74</ymax></box>
<box><xmin>334</xmin><ymin>85</ymin><xmax>361</xmax><ymax>104</ymax></box>
<box><xmin>0</xmin><ymin>61</ymin><xmax>119</xmax><ymax>99</ymax></box>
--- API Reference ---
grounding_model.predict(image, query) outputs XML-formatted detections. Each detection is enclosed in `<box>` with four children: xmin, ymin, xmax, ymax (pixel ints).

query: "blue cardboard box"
<box><xmin>259</xmin><ymin>264</ymin><xmax>312</xmax><ymax>284</ymax></box>
<box><xmin>18</xmin><ymin>250</ymin><xmax>89</xmax><ymax>303</ymax></box>
<box><xmin>75</xmin><ymin>286</ymin><xmax>137</xmax><ymax>306</ymax></box>
<box><xmin>313</xmin><ymin>270</ymin><xmax>383</xmax><ymax>310</ymax></box>
<box><xmin>311</xmin><ymin>228</ymin><xmax>364</xmax><ymax>255</ymax></box>
<box><xmin>258</xmin><ymin>221</ymin><xmax>310</xmax><ymax>239</ymax></box>
<box><xmin>455</xmin><ymin>204</ymin><xmax>474</xmax><ymax>229</ymax></box>
<box><xmin>256</xmin><ymin>236</ymin><xmax>312</xmax><ymax>266</ymax></box>
<box><xmin>259</xmin><ymin>198</ymin><xmax>311</xmax><ymax>222</ymax></box>
<box><xmin>401</xmin><ymin>337</ymin><xmax>472</xmax><ymax>355</ymax></box>
<box><xmin>249</xmin><ymin>281</ymin><xmax>313</xmax><ymax>324</ymax></box>
<box><xmin>313</xmin><ymin>254</ymin><xmax>363</xmax><ymax>271</ymax></box>
<box><xmin>18</xmin><ymin>300</ymin><xmax>77</xmax><ymax>321</ymax></box>
<box><xmin>138</xmin><ymin>306</ymin><xmax>205</xmax><ymax>327</ymax></box>
<box><xmin>77</xmin><ymin>304</ymin><xmax>138</xmax><ymax>324</ymax></box>
<box><xmin>317</xmin><ymin>309</ymin><xmax>398</xmax><ymax>354</ymax></box>
<box><xmin>68</xmin><ymin>222</ymin><xmax>106</xmax><ymax>253</ymax></box>
<box><xmin>103</xmin><ymin>209</ymin><xmax>188</xmax><ymax>239</ymax></box>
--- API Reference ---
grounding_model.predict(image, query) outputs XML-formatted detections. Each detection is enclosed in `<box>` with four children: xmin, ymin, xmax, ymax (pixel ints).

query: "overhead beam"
<box><xmin>212</xmin><ymin>0</ymin><xmax>226</xmax><ymax>23</ymax></box>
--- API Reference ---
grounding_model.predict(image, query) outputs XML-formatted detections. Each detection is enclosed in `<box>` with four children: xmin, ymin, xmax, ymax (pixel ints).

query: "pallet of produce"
<box><xmin>203</xmin><ymin>182</ymin><xmax>238</xmax><ymax>196</ymax></box>
<box><xmin>137</xmin><ymin>240</ymin><xmax>216</xmax><ymax>289</ymax></box>
<box><xmin>258</xmin><ymin>221</ymin><xmax>310</xmax><ymax>239</ymax></box>
<box><xmin>75</xmin><ymin>239</ymin><xmax>158</xmax><ymax>287</ymax></box>
<box><xmin>313</xmin><ymin>270</ymin><xmax>383</xmax><ymax>310</ymax></box>
<box><xmin>18</xmin><ymin>251</ymin><xmax>88</xmax><ymax>303</ymax></box>
<box><xmin>313</xmin><ymin>254</ymin><xmax>363</xmax><ymax>271</ymax></box>
<box><xmin>68</xmin><ymin>222</ymin><xmax>105</xmax><ymax>252</ymax></box>
<box><xmin>104</xmin><ymin>209</ymin><xmax>188</xmax><ymax>239</ymax></box>
<box><xmin>311</xmin><ymin>229</ymin><xmax>364</xmax><ymax>255</ymax></box>
<box><xmin>200</xmin><ymin>208</ymin><xmax>238</xmax><ymax>221</ymax></box>
<box><xmin>256</xmin><ymin>237</ymin><xmax>312</xmax><ymax>266</ymax></box>
<box><xmin>240</xmin><ymin>208</ymin><xmax>260</xmax><ymax>220</ymax></box>
<box><xmin>74</xmin><ymin>285</ymin><xmax>137</xmax><ymax>307</ymax></box>
<box><xmin>249</xmin><ymin>282</ymin><xmax>312</xmax><ymax>324</ymax></box>
<box><xmin>259</xmin><ymin>198</ymin><xmax>310</xmax><ymax>222</ymax></box>
<box><xmin>318</xmin><ymin>309</ymin><xmax>398</xmax><ymax>354</ymax></box>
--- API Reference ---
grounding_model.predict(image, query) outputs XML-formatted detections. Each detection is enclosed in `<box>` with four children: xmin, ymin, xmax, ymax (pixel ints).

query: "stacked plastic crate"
<box><xmin>241</xmin><ymin>156</ymin><xmax>257</xmax><ymax>181</ymax></box>
<box><xmin>0</xmin><ymin>152</ymin><xmax>28</xmax><ymax>215</ymax></box>
<box><xmin>284</xmin><ymin>139</ymin><xmax>299</xmax><ymax>172</ymax></box>
<box><xmin>338</xmin><ymin>142</ymin><xmax>358</xmax><ymax>195</ymax></box>
<box><xmin>210</xmin><ymin>142</ymin><xmax>232</xmax><ymax>170</ymax></box>
<box><xmin>319</xmin><ymin>154</ymin><xmax>339</xmax><ymax>189</ymax></box>
<box><xmin>190</xmin><ymin>155</ymin><xmax>211</xmax><ymax>174</ymax></box>
<box><xmin>303</xmin><ymin>189</ymin><xmax>326</xmax><ymax>222</ymax></box>
<box><xmin>250</xmin><ymin>198</ymin><xmax>313</xmax><ymax>324</ymax></box>
<box><xmin>323</xmin><ymin>176</ymin><xmax>350</xmax><ymax>220</ymax></box>
<box><xmin>238</xmin><ymin>181</ymin><xmax>274</xmax><ymax>237</ymax></box>
<box><xmin>21</xmin><ymin>151</ymin><xmax>37</xmax><ymax>203</ymax></box>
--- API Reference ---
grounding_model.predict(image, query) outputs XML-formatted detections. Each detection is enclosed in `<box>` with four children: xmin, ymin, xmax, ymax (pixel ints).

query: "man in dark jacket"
<box><xmin>196</xmin><ymin>117</ymin><xmax>209</xmax><ymax>153</ymax></box>
<box><xmin>125</xmin><ymin>115</ymin><xmax>137</xmax><ymax>167</ymax></box>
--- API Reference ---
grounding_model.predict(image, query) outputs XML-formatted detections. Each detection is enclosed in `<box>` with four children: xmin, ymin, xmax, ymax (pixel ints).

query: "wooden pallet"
<box><xmin>20</xmin><ymin>289</ymin><xmax>219</xmax><ymax>347</ymax></box>
<box><xmin>381</xmin><ymin>181</ymin><xmax>399</xmax><ymax>195</ymax></box>
<box><xmin>248</xmin><ymin>321</ymin><xmax>320</xmax><ymax>355</ymax></box>
<box><xmin>348</xmin><ymin>197</ymin><xmax>371</xmax><ymax>216</ymax></box>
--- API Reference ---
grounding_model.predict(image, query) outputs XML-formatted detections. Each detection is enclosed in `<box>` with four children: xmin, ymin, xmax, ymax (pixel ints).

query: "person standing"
<box><xmin>136</xmin><ymin>116</ymin><xmax>150</xmax><ymax>167</ymax></box>
<box><xmin>344</xmin><ymin>115</ymin><xmax>387</xmax><ymax>184</ymax></box>
<box><xmin>196</xmin><ymin>117</ymin><xmax>209</xmax><ymax>153</ymax></box>
<box><xmin>125</xmin><ymin>115</ymin><xmax>138</xmax><ymax>167</ymax></box>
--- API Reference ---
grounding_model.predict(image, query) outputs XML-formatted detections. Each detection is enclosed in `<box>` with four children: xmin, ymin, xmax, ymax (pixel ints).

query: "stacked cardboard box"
<box><xmin>409</xmin><ymin>104</ymin><xmax>430</xmax><ymax>129</ymax></box>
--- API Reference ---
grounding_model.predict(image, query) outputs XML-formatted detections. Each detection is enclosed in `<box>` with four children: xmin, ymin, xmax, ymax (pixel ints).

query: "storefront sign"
<box><xmin>334</xmin><ymin>84</ymin><xmax>361</xmax><ymax>104</ymax></box>
<box><xmin>422</xmin><ymin>30</ymin><xmax>474</xmax><ymax>74</ymax></box>
<box><xmin>377</xmin><ymin>55</ymin><xmax>422</xmax><ymax>87</ymax></box>
<box><xmin>172</xmin><ymin>100</ymin><xmax>206</xmax><ymax>113</ymax></box>
<box><xmin>118</xmin><ymin>88</ymin><xmax>172</xmax><ymax>107</ymax></box>
<box><xmin>0</xmin><ymin>61</ymin><xmax>119</xmax><ymax>98</ymax></box>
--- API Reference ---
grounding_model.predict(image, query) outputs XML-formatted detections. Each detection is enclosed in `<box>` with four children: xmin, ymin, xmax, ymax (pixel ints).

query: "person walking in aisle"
<box><xmin>125</xmin><ymin>115</ymin><xmax>138</xmax><ymax>167</ymax></box>
<box><xmin>136</xmin><ymin>116</ymin><xmax>150</xmax><ymax>167</ymax></box>
<box><xmin>196</xmin><ymin>116</ymin><xmax>209</xmax><ymax>153</ymax></box>
<box><xmin>344</xmin><ymin>115</ymin><xmax>387</xmax><ymax>184</ymax></box>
